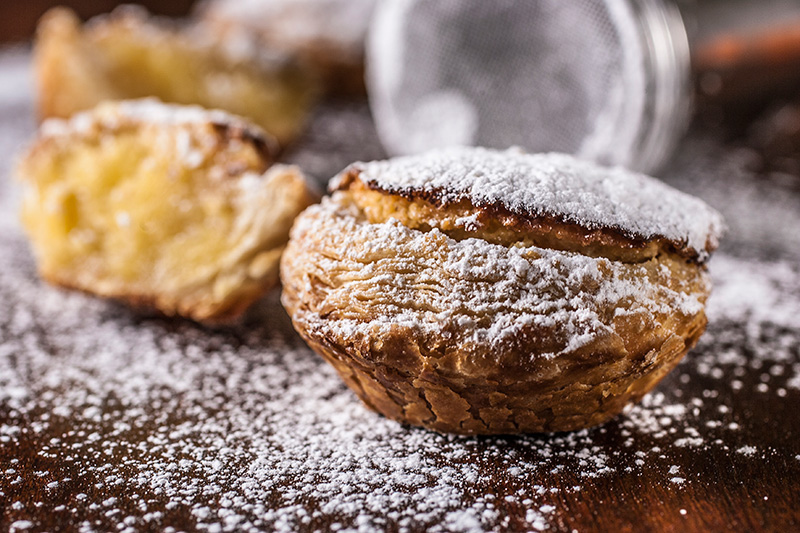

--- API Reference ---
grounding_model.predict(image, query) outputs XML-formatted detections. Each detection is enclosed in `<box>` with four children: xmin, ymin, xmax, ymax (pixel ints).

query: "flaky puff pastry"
<box><xmin>34</xmin><ymin>6</ymin><xmax>318</xmax><ymax>148</ymax></box>
<box><xmin>281</xmin><ymin>147</ymin><xmax>725</xmax><ymax>434</ymax></box>
<box><xmin>18</xmin><ymin>99</ymin><xmax>316</xmax><ymax>324</ymax></box>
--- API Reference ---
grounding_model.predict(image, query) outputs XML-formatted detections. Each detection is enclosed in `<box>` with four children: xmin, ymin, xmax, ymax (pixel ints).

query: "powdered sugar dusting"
<box><xmin>2</xmin><ymin>48</ymin><xmax>800</xmax><ymax>531</ymax></box>
<box><xmin>0</xmin><ymin>240</ymin><xmax>597</xmax><ymax>531</ymax></box>
<box><xmin>350</xmin><ymin>147</ymin><xmax>725</xmax><ymax>261</ymax></box>
<box><xmin>291</xmin><ymin>195</ymin><xmax>707</xmax><ymax>361</ymax></box>
<box><xmin>40</xmin><ymin>98</ymin><xmax>269</xmax><ymax>144</ymax></box>
<box><xmin>3</xmin><ymin>244</ymin><xmax>798</xmax><ymax>530</ymax></box>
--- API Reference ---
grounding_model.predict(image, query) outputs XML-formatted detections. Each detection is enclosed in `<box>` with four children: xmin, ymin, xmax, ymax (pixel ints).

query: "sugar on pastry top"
<box><xmin>333</xmin><ymin>147</ymin><xmax>725</xmax><ymax>263</ymax></box>
<box><xmin>39</xmin><ymin>97</ymin><xmax>277</xmax><ymax>156</ymax></box>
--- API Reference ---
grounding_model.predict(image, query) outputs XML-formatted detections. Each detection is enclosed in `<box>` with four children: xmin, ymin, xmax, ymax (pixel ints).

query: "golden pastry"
<box><xmin>196</xmin><ymin>0</ymin><xmax>377</xmax><ymax>97</ymax></box>
<box><xmin>281</xmin><ymin>147</ymin><xmax>725</xmax><ymax>434</ymax></box>
<box><xmin>18</xmin><ymin>99</ymin><xmax>316</xmax><ymax>324</ymax></box>
<box><xmin>34</xmin><ymin>6</ymin><xmax>318</xmax><ymax>148</ymax></box>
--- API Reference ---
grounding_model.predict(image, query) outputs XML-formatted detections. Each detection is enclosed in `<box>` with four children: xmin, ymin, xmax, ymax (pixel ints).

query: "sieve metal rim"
<box><xmin>366</xmin><ymin>0</ymin><xmax>693</xmax><ymax>175</ymax></box>
<box><xmin>628</xmin><ymin>0</ymin><xmax>692</xmax><ymax>173</ymax></box>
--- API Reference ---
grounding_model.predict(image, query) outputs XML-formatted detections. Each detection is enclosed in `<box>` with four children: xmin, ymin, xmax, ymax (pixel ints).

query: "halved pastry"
<box><xmin>281</xmin><ymin>147</ymin><xmax>725</xmax><ymax>434</ymax></box>
<box><xmin>34</xmin><ymin>6</ymin><xmax>318</xmax><ymax>148</ymax></box>
<box><xmin>18</xmin><ymin>99</ymin><xmax>316</xmax><ymax>323</ymax></box>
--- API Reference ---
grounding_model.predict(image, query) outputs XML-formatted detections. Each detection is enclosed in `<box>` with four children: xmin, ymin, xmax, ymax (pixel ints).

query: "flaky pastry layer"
<box><xmin>281</xmin><ymin>189</ymin><xmax>711</xmax><ymax>434</ymax></box>
<box><xmin>334</xmin><ymin>148</ymin><xmax>725</xmax><ymax>264</ymax></box>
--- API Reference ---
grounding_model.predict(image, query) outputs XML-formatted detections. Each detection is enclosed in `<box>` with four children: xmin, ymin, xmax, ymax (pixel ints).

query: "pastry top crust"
<box><xmin>41</xmin><ymin>97</ymin><xmax>272</xmax><ymax>139</ymax></box>
<box><xmin>37</xmin><ymin>98</ymin><xmax>278</xmax><ymax>167</ymax></box>
<box><xmin>333</xmin><ymin>147</ymin><xmax>725</xmax><ymax>264</ymax></box>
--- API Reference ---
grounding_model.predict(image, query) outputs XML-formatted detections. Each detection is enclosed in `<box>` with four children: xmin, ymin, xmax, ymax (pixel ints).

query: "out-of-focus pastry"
<box><xmin>280</xmin><ymin>147</ymin><xmax>725</xmax><ymax>434</ymax></box>
<box><xmin>196</xmin><ymin>0</ymin><xmax>377</xmax><ymax>97</ymax></box>
<box><xmin>34</xmin><ymin>6</ymin><xmax>318</xmax><ymax>148</ymax></box>
<box><xmin>18</xmin><ymin>99</ymin><xmax>317</xmax><ymax>324</ymax></box>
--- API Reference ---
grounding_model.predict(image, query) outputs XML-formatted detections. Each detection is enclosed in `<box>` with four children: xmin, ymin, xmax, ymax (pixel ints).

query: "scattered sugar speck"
<box><xmin>737</xmin><ymin>446</ymin><xmax>758</xmax><ymax>457</ymax></box>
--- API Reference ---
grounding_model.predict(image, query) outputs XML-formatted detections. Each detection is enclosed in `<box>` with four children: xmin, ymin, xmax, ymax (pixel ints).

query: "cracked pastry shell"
<box><xmin>18</xmin><ymin>99</ymin><xmax>316</xmax><ymax>324</ymax></box>
<box><xmin>280</xmin><ymin>147</ymin><xmax>725</xmax><ymax>434</ymax></box>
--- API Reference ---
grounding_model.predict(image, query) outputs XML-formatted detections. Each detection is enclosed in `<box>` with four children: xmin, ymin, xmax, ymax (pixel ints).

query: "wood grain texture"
<box><xmin>1</xmin><ymin>308</ymin><xmax>799</xmax><ymax>532</ymax></box>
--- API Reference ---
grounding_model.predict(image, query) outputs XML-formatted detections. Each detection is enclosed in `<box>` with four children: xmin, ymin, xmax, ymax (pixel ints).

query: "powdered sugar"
<box><xmin>40</xmin><ymin>98</ymin><xmax>268</xmax><ymax>143</ymax></box>
<box><xmin>0</xmin><ymin>241</ymin><xmax>581</xmax><ymax>531</ymax></box>
<box><xmin>1</xmin><ymin>228</ymin><xmax>799</xmax><ymax>530</ymax></box>
<box><xmin>705</xmin><ymin>254</ymin><xmax>800</xmax><ymax>330</ymax></box>
<box><xmin>2</xmin><ymin>48</ymin><xmax>800</xmax><ymax>532</ymax></box>
<box><xmin>348</xmin><ymin>147</ymin><xmax>725</xmax><ymax>261</ymax></box>
<box><xmin>291</xmin><ymin>195</ymin><xmax>707</xmax><ymax>361</ymax></box>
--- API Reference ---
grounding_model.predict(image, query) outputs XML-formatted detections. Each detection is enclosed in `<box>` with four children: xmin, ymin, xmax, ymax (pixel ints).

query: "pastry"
<box><xmin>280</xmin><ymin>147</ymin><xmax>725</xmax><ymax>434</ymax></box>
<box><xmin>196</xmin><ymin>0</ymin><xmax>377</xmax><ymax>97</ymax></box>
<box><xmin>18</xmin><ymin>99</ymin><xmax>317</xmax><ymax>324</ymax></box>
<box><xmin>34</xmin><ymin>6</ymin><xmax>318</xmax><ymax>148</ymax></box>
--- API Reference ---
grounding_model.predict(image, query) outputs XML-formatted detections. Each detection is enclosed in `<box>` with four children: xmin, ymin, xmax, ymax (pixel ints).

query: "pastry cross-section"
<box><xmin>19</xmin><ymin>99</ymin><xmax>317</xmax><ymax>323</ymax></box>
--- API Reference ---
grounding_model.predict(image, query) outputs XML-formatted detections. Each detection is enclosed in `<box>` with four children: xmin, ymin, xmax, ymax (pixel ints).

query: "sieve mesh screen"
<box><xmin>368</xmin><ymin>0</ymin><xmax>651</xmax><ymax>168</ymax></box>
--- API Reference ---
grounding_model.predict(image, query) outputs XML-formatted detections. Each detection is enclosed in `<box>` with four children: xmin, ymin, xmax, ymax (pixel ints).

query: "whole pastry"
<box><xmin>280</xmin><ymin>147</ymin><xmax>725</xmax><ymax>434</ymax></box>
<box><xmin>34</xmin><ymin>6</ymin><xmax>317</xmax><ymax>148</ymax></box>
<box><xmin>18</xmin><ymin>99</ymin><xmax>316</xmax><ymax>324</ymax></box>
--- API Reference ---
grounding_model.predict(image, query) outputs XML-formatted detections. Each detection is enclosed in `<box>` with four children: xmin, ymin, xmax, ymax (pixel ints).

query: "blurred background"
<box><xmin>0</xmin><ymin>0</ymin><xmax>194</xmax><ymax>42</ymax></box>
<box><xmin>0</xmin><ymin>0</ymin><xmax>800</xmax><ymax>259</ymax></box>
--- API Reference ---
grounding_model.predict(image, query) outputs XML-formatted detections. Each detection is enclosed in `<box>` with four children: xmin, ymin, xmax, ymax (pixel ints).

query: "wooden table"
<box><xmin>1</xmin><ymin>47</ymin><xmax>799</xmax><ymax>532</ymax></box>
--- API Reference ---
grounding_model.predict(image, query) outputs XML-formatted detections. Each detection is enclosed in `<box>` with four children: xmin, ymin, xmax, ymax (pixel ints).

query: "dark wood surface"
<box><xmin>1</xmin><ymin>45</ymin><xmax>800</xmax><ymax>532</ymax></box>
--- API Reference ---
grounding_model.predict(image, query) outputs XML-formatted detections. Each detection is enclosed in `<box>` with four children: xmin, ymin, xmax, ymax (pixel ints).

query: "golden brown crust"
<box><xmin>290</xmin><ymin>315</ymin><xmax>705</xmax><ymax>434</ymax></box>
<box><xmin>335</xmin><ymin>167</ymin><xmax>705</xmax><ymax>264</ymax></box>
<box><xmin>336</xmin><ymin>172</ymin><xmax>668</xmax><ymax>263</ymax></box>
<box><xmin>19</xmin><ymin>100</ymin><xmax>317</xmax><ymax>324</ymax></box>
<box><xmin>280</xmin><ymin>186</ymin><xmax>713</xmax><ymax>434</ymax></box>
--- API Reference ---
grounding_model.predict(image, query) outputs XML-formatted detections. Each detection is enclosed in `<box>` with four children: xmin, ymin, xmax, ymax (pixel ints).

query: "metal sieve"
<box><xmin>367</xmin><ymin>0</ymin><xmax>691</xmax><ymax>173</ymax></box>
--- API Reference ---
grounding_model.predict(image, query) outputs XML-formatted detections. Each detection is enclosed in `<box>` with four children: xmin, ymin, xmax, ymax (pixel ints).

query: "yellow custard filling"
<box><xmin>22</xmin><ymin>130</ymin><xmax>253</xmax><ymax>293</ymax></box>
